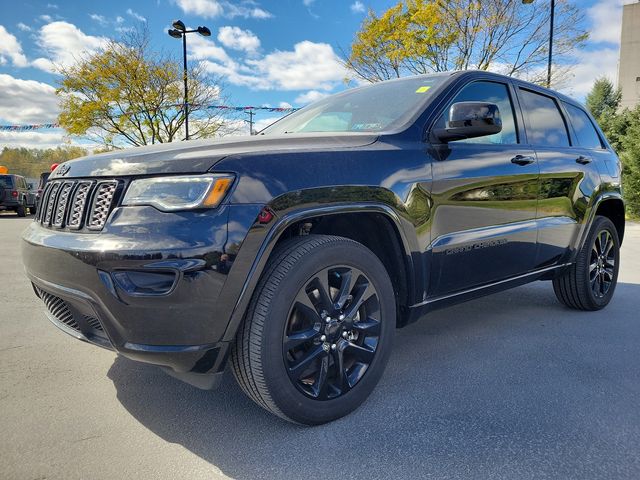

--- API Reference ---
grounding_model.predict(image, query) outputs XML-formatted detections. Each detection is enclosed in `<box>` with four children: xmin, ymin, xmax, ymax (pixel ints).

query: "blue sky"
<box><xmin>0</xmin><ymin>0</ymin><xmax>630</xmax><ymax>149</ymax></box>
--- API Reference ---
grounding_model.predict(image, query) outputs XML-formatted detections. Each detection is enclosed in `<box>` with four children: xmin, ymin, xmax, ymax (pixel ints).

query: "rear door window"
<box><xmin>563</xmin><ymin>102</ymin><xmax>604</xmax><ymax>149</ymax></box>
<box><xmin>518</xmin><ymin>89</ymin><xmax>570</xmax><ymax>147</ymax></box>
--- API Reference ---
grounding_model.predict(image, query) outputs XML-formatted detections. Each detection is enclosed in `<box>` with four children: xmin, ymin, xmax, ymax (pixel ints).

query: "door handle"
<box><xmin>576</xmin><ymin>156</ymin><xmax>592</xmax><ymax>165</ymax></box>
<box><xmin>510</xmin><ymin>155</ymin><xmax>535</xmax><ymax>166</ymax></box>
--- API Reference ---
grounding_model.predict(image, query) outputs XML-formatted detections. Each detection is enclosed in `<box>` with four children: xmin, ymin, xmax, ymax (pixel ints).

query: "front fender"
<box><xmin>219</xmin><ymin>191</ymin><xmax>421</xmax><ymax>342</ymax></box>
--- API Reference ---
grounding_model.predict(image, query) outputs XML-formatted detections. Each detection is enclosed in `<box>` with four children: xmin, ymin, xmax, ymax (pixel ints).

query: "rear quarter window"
<box><xmin>563</xmin><ymin>102</ymin><xmax>604</xmax><ymax>150</ymax></box>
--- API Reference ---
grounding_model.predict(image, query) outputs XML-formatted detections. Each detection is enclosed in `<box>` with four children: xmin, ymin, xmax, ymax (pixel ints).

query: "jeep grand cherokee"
<box><xmin>22</xmin><ymin>71</ymin><xmax>624</xmax><ymax>425</ymax></box>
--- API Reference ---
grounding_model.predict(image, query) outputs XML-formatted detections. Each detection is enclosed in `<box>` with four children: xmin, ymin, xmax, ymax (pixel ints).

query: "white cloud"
<box><xmin>47</xmin><ymin>3</ymin><xmax>58</xmax><ymax>8</ymax></box>
<box><xmin>303</xmin><ymin>0</ymin><xmax>316</xmax><ymax>6</ymax></box>
<box><xmin>247</xmin><ymin>41</ymin><xmax>348</xmax><ymax>91</ymax></box>
<box><xmin>351</xmin><ymin>1</ymin><xmax>365</xmax><ymax>13</ymax></box>
<box><xmin>32</xmin><ymin>21</ymin><xmax>108</xmax><ymax>73</ymax></box>
<box><xmin>174</xmin><ymin>0</ymin><xmax>272</xmax><ymax>19</ymax></box>
<box><xmin>199</xmin><ymin>40</ymin><xmax>348</xmax><ymax>92</ymax></box>
<box><xmin>0</xmin><ymin>25</ymin><xmax>28</xmax><ymax>67</ymax></box>
<box><xmin>0</xmin><ymin>74</ymin><xmax>59</xmax><ymax>124</ymax></box>
<box><xmin>188</xmin><ymin>35</ymin><xmax>233</xmax><ymax>63</ymax></box>
<box><xmin>89</xmin><ymin>14</ymin><xmax>108</xmax><ymax>25</ymax></box>
<box><xmin>295</xmin><ymin>89</ymin><xmax>330</xmax><ymax>104</ymax></box>
<box><xmin>217</xmin><ymin>26</ymin><xmax>260</xmax><ymax>53</ymax></box>
<box><xmin>279</xmin><ymin>101</ymin><xmax>293</xmax><ymax>108</ymax></box>
<box><xmin>587</xmin><ymin>0</ymin><xmax>624</xmax><ymax>44</ymax></box>
<box><xmin>0</xmin><ymin>131</ymin><xmax>68</xmax><ymax>149</ymax></box>
<box><xmin>116</xmin><ymin>16</ymin><xmax>124</xmax><ymax>24</ymax></box>
<box><xmin>126</xmin><ymin>8</ymin><xmax>146</xmax><ymax>22</ymax></box>
<box><xmin>561</xmin><ymin>47</ymin><xmax>620</xmax><ymax>98</ymax></box>
<box><xmin>254</xmin><ymin>116</ymin><xmax>280</xmax><ymax>132</ymax></box>
<box><xmin>17</xmin><ymin>22</ymin><xmax>32</xmax><ymax>32</ymax></box>
<box><xmin>39</xmin><ymin>14</ymin><xmax>53</xmax><ymax>22</ymax></box>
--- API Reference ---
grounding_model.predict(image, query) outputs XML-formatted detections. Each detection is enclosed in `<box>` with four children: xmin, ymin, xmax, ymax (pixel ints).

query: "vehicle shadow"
<box><xmin>107</xmin><ymin>280</ymin><xmax>640</xmax><ymax>479</ymax></box>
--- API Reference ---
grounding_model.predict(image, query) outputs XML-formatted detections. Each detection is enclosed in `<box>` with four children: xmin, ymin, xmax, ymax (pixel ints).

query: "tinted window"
<box><xmin>436</xmin><ymin>81</ymin><xmax>518</xmax><ymax>144</ymax></box>
<box><xmin>563</xmin><ymin>102</ymin><xmax>603</xmax><ymax>149</ymax></box>
<box><xmin>519</xmin><ymin>89</ymin><xmax>570</xmax><ymax>147</ymax></box>
<box><xmin>0</xmin><ymin>175</ymin><xmax>14</xmax><ymax>188</ymax></box>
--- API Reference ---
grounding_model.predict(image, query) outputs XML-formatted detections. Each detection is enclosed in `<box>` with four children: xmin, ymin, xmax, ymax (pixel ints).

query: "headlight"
<box><xmin>122</xmin><ymin>174</ymin><xmax>234</xmax><ymax>212</ymax></box>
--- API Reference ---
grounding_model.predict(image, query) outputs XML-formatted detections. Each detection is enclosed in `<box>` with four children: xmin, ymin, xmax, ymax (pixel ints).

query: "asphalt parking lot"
<box><xmin>1</xmin><ymin>214</ymin><xmax>640</xmax><ymax>480</ymax></box>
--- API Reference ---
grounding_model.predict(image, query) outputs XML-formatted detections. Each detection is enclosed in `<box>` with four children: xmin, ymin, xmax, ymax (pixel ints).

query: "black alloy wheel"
<box><xmin>283</xmin><ymin>266</ymin><xmax>381</xmax><ymax>400</ymax></box>
<box><xmin>589</xmin><ymin>229</ymin><xmax>616</xmax><ymax>298</ymax></box>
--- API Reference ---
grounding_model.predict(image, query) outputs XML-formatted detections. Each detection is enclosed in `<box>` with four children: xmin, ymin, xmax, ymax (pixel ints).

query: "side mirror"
<box><xmin>434</xmin><ymin>102</ymin><xmax>502</xmax><ymax>143</ymax></box>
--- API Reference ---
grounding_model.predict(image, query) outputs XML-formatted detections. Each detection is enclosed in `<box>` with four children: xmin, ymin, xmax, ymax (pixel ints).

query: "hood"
<box><xmin>50</xmin><ymin>132</ymin><xmax>379</xmax><ymax>179</ymax></box>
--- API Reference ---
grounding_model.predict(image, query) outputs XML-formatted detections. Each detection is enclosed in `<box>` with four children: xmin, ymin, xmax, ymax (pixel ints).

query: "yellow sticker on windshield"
<box><xmin>415</xmin><ymin>86</ymin><xmax>431</xmax><ymax>93</ymax></box>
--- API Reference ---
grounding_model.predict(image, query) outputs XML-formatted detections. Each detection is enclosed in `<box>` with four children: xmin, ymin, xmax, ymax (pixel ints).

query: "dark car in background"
<box><xmin>22</xmin><ymin>71</ymin><xmax>624</xmax><ymax>424</ymax></box>
<box><xmin>1</xmin><ymin>174</ymin><xmax>36</xmax><ymax>216</ymax></box>
<box><xmin>34</xmin><ymin>172</ymin><xmax>51</xmax><ymax>211</ymax></box>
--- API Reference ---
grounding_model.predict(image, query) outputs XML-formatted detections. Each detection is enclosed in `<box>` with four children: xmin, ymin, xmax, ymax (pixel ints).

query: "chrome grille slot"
<box><xmin>43</xmin><ymin>182</ymin><xmax>61</xmax><ymax>226</ymax></box>
<box><xmin>88</xmin><ymin>181</ymin><xmax>118</xmax><ymax>230</ymax></box>
<box><xmin>36</xmin><ymin>183</ymin><xmax>51</xmax><ymax>222</ymax></box>
<box><xmin>52</xmin><ymin>182</ymin><xmax>75</xmax><ymax>227</ymax></box>
<box><xmin>67</xmin><ymin>181</ymin><xmax>93</xmax><ymax>229</ymax></box>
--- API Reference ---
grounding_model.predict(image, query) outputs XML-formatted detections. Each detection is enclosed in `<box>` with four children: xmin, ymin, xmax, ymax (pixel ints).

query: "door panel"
<box><xmin>525</xmin><ymin>97</ymin><xmax>604</xmax><ymax>268</ymax></box>
<box><xmin>429</xmin><ymin>143</ymin><xmax>539</xmax><ymax>296</ymax></box>
<box><xmin>428</xmin><ymin>80</ymin><xmax>539</xmax><ymax>298</ymax></box>
<box><xmin>534</xmin><ymin>147</ymin><xmax>599</xmax><ymax>267</ymax></box>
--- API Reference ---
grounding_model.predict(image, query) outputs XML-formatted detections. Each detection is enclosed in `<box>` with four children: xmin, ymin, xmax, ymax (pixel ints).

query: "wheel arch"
<box><xmin>594</xmin><ymin>196</ymin><xmax>625</xmax><ymax>245</ymax></box>
<box><xmin>222</xmin><ymin>203</ymin><xmax>419</xmax><ymax>342</ymax></box>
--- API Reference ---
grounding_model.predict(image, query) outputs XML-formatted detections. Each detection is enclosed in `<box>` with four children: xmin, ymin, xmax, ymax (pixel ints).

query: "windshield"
<box><xmin>262</xmin><ymin>74</ymin><xmax>448</xmax><ymax>135</ymax></box>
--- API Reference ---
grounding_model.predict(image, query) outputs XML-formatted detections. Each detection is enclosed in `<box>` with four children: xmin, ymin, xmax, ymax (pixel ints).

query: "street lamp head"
<box><xmin>168</xmin><ymin>28</ymin><xmax>182</xmax><ymax>39</ymax></box>
<box><xmin>172</xmin><ymin>19</ymin><xmax>186</xmax><ymax>31</ymax></box>
<box><xmin>197</xmin><ymin>26</ymin><xmax>211</xmax><ymax>37</ymax></box>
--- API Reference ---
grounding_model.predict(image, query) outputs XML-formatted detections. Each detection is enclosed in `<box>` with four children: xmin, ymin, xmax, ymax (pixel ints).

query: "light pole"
<box><xmin>522</xmin><ymin>0</ymin><xmax>555</xmax><ymax>88</ymax></box>
<box><xmin>168</xmin><ymin>20</ymin><xmax>211</xmax><ymax>140</ymax></box>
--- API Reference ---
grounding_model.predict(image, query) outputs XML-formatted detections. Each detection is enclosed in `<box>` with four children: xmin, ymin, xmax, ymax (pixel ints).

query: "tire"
<box><xmin>553</xmin><ymin>216</ymin><xmax>620</xmax><ymax>311</ymax></box>
<box><xmin>231</xmin><ymin>234</ymin><xmax>396</xmax><ymax>425</ymax></box>
<box><xmin>16</xmin><ymin>200</ymin><xmax>27</xmax><ymax>217</ymax></box>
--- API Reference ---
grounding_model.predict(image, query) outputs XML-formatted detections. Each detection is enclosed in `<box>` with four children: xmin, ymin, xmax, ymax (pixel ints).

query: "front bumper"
<box><xmin>21</xmin><ymin>203</ymin><xmax>257</xmax><ymax>389</ymax></box>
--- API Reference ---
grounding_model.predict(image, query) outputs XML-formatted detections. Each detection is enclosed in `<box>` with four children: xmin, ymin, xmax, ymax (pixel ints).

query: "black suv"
<box><xmin>22</xmin><ymin>71</ymin><xmax>624</xmax><ymax>425</ymax></box>
<box><xmin>1</xmin><ymin>174</ymin><xmax>36</xmax><ymax>216</ymax></box>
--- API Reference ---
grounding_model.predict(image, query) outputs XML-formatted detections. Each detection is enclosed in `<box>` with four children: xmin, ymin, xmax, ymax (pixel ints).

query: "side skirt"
<box><xmin>404</xmin><ymin>263</ymin><xmax>572</xmax><ymax>325</ymax></box>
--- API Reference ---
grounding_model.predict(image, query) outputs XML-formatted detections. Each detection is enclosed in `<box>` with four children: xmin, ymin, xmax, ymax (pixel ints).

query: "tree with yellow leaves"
<box><xmin>344</xmin><ymin>0</ymin><xmax>588</xmax><ymax>85</ymax></box>
<box><xmin>57</xmin><ymin>27</ymin><xmax>234</xmax><ymax>147</ymax></box>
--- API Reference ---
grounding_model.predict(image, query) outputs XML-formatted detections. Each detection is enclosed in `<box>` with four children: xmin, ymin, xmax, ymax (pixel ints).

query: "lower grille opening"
<box><xmin>83</xmin><ymin>315</ymin><xmax>104</xmax><ymax>331</ymax></box>
<box><xmin>38</xmin><ymin>288</ymin><xmax>79</xmax><ymax>331</ymax></box>
<box><xmin>33</xmin><ymin>285</ymin><xmax>110</xmax><ymax>348</ymax></box>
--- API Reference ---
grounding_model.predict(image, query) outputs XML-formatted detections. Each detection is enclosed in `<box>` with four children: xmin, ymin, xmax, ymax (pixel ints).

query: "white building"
<box><xmin>619</xmin><ymin>2</ymin><xmax>640</xmax><ymax>109</ymax></box>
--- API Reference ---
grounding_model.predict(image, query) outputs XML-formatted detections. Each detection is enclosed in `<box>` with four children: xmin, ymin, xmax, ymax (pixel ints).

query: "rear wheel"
<box><xmin>231</xmin><ymin>235</ymin><xmax>395</xmax><ymax>425</ymax></box>
<box><xmin>553</xmin><ymin>216</ymin><xmax>620</xmax><ymax>310</ymax></box>
<box><xmin>16</xmin><ymin>199</ymin><xmax>27</xmax><ymax>217</ymax></box>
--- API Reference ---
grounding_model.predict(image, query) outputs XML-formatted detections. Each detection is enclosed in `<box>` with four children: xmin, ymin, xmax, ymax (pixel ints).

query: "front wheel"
<box><xmin>231</xmin><ymin>235</ymin><xmax>396</xmax><ymax>425</ymax></box>
<box><xmin>553</xmin><ymin>216</ymin><xmax>620</xmax><ymax>310</ymax></box>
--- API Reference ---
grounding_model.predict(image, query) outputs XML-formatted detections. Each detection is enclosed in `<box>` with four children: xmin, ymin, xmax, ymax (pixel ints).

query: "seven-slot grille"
<box><xmin>37</xmin><ymin>179</ymin><xmax>119</xmax><ymax>231</ymax></box>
